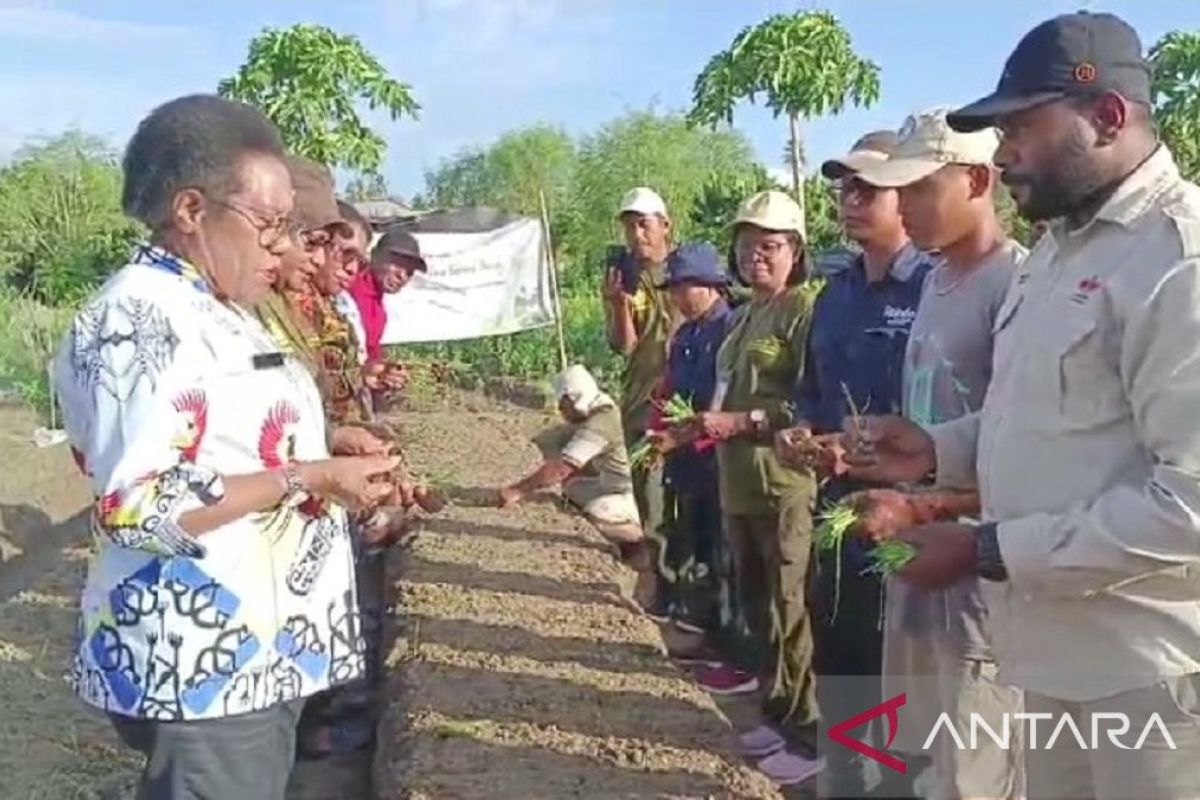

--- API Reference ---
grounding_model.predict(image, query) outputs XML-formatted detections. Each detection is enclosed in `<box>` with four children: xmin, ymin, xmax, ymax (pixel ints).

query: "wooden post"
<box><xmin>539</xmin><ymin>189</ymin><xmax>569</xmax><ymax>372</ymax></box>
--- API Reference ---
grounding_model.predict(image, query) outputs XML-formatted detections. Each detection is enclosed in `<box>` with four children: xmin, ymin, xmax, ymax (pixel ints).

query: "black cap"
<box><xmin>948</xmin><ymin>12</ymin><xmax>1150</xmax><ymax>132</ymax></box>
<box><xmin>372</xmin><ymin>227</ymin><xmax>428</xmax><ymax>272</ymax></box>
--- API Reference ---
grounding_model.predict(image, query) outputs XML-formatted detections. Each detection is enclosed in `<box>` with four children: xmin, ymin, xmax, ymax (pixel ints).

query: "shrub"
<box><xmin>0</xmin><ymin>288</ymin><xmax>73</xmax><ymax>424</ymax></box>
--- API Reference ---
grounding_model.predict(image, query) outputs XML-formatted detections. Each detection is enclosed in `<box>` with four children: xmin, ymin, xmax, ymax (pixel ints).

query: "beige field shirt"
<box><xmin>930</xmin><ymin>146</ymin><xmax>1200</xmax><ymax>701</ymax></box>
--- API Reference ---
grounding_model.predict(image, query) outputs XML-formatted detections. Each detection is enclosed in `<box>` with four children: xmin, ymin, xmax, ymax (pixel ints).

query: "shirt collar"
<box><xmin>132</xmin><ymin>244</ymin><xmax>211</xmax><ymax>295</ymax></box>
<box><xmin>852</xmin><ymin>242</ymin><xmax>928</xmax><ymax>284</ymax></box>
<box><xmin>1054</xmin><ymin>145</ymin><xmax>1179</xmax><ymax>239</ymax></box>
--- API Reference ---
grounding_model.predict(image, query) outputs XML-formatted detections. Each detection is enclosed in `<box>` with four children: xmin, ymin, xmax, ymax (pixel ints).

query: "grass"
<box><xmin>0</xmin><ymin>288</ymin><xmax>73</xmax><ymax>426</ymax></box>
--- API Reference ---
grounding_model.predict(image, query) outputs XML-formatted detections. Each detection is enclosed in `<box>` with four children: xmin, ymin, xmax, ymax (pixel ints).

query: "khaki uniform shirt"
<box><xmin>929</xmin><ymin>147</ymin><xmax>1200</xmax><ymax>701</ymax></box>
<box><xmin>534</xmin><ymin>405</ymin><xmax>633</xmax><ymax>507</ymax></box>
<box><xmin>614</xmin><ymin>263</ymin><xmax>673</xmax><ymax>437</ymax></box>
<box><xmin>716</xmin><ymin>284</ymin><xmax>816</xmax><ymax>516</ymax></box>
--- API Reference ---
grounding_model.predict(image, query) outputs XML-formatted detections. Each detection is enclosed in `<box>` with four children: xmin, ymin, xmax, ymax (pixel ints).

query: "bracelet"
<box><xmin>275</xmin><ymin>464</ymin><xmax>306</xmax><ymax>502</ymax></box>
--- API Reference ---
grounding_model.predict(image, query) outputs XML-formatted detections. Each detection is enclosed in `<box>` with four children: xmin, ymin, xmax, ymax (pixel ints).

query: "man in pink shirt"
<box><xmin>347</xmin><ymin>227</ymin><xmax>427</xmax><ymax>361</ymax></box>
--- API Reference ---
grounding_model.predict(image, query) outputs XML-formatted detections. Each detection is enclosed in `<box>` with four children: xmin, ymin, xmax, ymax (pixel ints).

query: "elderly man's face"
<box><xmin>994</xmin><ymin>98</ymin><xmax>1107</xmax><ymax>222</ymax></box>
<box><xmin>201</xmin><ymin>153</ymin><xmax>294</xmax><ymax>306</ymax></box>
<box><xmin>376</xmin><ymin>256</ymin><xmax>421</xmax><ymax>294</ymax></box>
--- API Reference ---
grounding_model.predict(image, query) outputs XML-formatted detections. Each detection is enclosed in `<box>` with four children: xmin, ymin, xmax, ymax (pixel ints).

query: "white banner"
<box><xmin>380</xmin><ymin>218</ymin><xmax>556</xmax><ymax>344</ymax></box>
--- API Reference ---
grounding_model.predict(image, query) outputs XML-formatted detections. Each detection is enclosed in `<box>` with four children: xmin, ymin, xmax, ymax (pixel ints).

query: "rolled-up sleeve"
<box><xmin>54</xmin><ymin>291</ymin><xmax>223</xmax><ymax>558</ymax></box>
<box><xmin>927</xmin><ymin>412</ymin><xmax>980</xmax><ymax>490</ymax></box>
<box><xmin>998</xmin><ymin>257</ymin><xmax>1200</xmax><ymax>597</ymax></box>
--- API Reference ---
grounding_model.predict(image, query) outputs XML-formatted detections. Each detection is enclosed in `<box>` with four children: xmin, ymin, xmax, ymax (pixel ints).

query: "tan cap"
<box><xmin>617</xmin><ymin>186</ymin><xmax>669</xmax><ymax>219</ymax></box>
<box><xmin>285</xmin><ymin>155</ymin><xmax>348</xmax><ymax>233</ymax></box>
<box><xmin>730</xmin><ymin>190</ymin><xmax>806</xmax><ymax>242</ymax></box>
<box><xmin>855</xmin><ymin>108</ymin><xmax>1000</xmax><ymax>188</ymax></box>
<box><xmin>820</xmin><ymin>130</ymin><xmax>900</xmax><ymax>180</ymax></box>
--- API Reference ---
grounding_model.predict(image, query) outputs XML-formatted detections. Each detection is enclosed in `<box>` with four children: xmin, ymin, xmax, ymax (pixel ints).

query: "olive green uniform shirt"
<box><xmin>716</xmin><ymin>284</ymin><xmax>816</xmax><ymax>515</ymax></box>
<box><xmin>614</xmin><ymin>263</ymin><xmax>673</xmax><ymax>437</ymax></box>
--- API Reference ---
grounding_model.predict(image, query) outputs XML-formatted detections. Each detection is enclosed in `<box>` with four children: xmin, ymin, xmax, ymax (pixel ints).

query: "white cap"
<box><xmin>856</xmin><ymin>107</ymin><xmax>1000</xmax><ymax>188</ymax></box>
<box><xmin>617</xmin><ymin>187</ymin><xmax>668</xmax><ymax>219</ymax></box>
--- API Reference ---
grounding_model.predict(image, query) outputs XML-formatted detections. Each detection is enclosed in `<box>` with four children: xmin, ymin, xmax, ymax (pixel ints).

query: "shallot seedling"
<box><xmin>864</xmin><ymin>539</ymin><xmax>918</xmax><ymax>578</ymax></box>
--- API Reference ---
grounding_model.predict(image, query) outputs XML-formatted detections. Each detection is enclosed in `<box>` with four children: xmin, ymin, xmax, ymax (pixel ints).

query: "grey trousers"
<box><xmin>110</xmin><ymin>699</ymin><xmax>306</xmax><ymax>800</ymax></box>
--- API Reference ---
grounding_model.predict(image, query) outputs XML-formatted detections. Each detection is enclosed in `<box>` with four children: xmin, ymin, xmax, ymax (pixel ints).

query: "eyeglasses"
<box><xmin>736</xmin><ymin>238</ymin><xmax>790</xmax><ymax>259</ymax></box>
<box><xmin>211</xmin><ymin>198</ymin><xmax>295</xmax><ymax>250</ymax></box>
<box><xmin>300</xmin><ymin>229</ymin><xmax>337</xmax><ymax>252</ymax></box>
<box><xmin>833</xmin><ymin>177</ymin><xmax>884</xmax><ymax>206</ymax></box>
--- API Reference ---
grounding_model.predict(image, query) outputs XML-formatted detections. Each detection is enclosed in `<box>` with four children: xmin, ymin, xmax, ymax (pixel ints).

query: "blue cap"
<box><xmin>659</xmin><ymin>242</ymin><xmax>728</xmax><ymax>288</ymax></box>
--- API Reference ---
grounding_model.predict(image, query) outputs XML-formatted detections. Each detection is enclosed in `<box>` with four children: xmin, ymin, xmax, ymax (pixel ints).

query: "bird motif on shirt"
<box><xmin>89</xmin><ymin>389</ymin><xmax>218</xmax><ymax>558</ymax></box>
<box><xmin>257</xmin><ymin>401</ymin><xmax>324</xmax><ymax>530</ymax></box>
<box><xmin>171</xmin><ymin>390</ymin><xmax>208</xmax><ymax>463</ymax></box>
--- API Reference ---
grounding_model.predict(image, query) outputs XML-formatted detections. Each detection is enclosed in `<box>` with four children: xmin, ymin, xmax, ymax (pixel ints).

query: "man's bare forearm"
<box><xmin>513</xmin><ymin>459</ymin><xmax>577</xmax><ymax>494</ymax></box>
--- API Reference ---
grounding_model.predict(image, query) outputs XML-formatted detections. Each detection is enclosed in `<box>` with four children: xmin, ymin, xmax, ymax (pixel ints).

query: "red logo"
<box><xmin>1077</xmin><ymin>276</ymin><xmax>1102</xmax><ymax>293</ymax></box>
<box><xmin>827</xmin><ymin>692</ymin><xmax>908</xmax><ymax>774</ymax></box>
<box><xmin>1075</xmin><ymin>62</ymin><xmax>1097</xmax><ymax>83</ymax></box>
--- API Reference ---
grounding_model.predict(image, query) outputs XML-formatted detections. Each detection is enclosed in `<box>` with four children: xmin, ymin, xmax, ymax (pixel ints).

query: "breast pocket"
<box><xmin>1042</xmin><ymin>309</ymin><xmax>1126</xmax><ymax>430</ymax></box>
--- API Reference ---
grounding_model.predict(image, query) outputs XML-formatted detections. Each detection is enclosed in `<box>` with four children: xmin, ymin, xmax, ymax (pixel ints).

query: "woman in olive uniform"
<box><xmin>691</xmin><ymin>190</ymin><xmax>822</xmax><ymax>787</ymax></box>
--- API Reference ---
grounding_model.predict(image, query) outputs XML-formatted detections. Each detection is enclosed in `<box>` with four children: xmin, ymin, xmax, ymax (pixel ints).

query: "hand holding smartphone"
<box><xmin>604</xmin><ymin>244</ymin><xmax>638</xmax><ymax>296</ymax></box>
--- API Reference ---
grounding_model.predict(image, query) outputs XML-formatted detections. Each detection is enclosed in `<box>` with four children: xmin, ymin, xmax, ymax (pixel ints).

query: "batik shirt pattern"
<box><xmin>54</xmin><ymin>246</ymin><xmax>364</xmax><ymax>721</ymax></box>
<box><xmin>297</xmin><ymin>292</ymin><xmax>372</xmax><ymax>425</ymax></box>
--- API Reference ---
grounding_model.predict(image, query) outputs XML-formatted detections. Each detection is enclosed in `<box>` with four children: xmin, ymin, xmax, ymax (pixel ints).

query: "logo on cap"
<box><xmin>1074</xmin><ymin>62</ymin><xmax>1097</xmax><ymax>83</ymax></box>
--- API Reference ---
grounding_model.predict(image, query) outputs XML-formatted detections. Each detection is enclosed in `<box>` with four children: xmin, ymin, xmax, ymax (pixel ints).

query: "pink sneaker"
<box><xmin>756</xmin><ymin>749</ymin><xmax>825</xmax><ymax>786</ymax></box>
<box><xmin>738</xmin><ymin>724</ymin><xmax>787</xmax><ymax>758</ymax></box>
<box><xmin>692</xmin><ymin>664</ymin><xmax>760</xmax><ymax>696</ymax></box>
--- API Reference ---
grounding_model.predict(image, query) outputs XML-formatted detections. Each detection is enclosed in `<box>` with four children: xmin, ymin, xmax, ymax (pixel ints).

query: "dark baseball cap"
<box><xmin>371</xmin><ymin>227</ymin><xmax>428</xmax><ymax>272</ymax></box>
<box><xmin>658</xmin><ymin>242</ymin><xmax>728</xmax><ymax>288</ymax></box>
<box><xmin>948</xmin><ymin>12</ymin><xmax>1150</xmax><ymax>132</ymax></box>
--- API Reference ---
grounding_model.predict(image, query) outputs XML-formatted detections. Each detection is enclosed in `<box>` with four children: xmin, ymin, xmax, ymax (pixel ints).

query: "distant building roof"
<box><xmin>353</xmin><ymin>199</ymin><xmax>415</xmax><ymax>223</ymax></box>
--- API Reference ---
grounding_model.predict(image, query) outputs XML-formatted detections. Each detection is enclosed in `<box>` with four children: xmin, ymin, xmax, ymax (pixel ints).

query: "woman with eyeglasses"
<box><xmin>686</xmin><ymin>190</ymin><xmax>823</xmax><ymax>787</ymax></box>
<box><xmin>52</xmin><ymin>95</ymin><xmax>400</xmax><ymax>799</ymax></box>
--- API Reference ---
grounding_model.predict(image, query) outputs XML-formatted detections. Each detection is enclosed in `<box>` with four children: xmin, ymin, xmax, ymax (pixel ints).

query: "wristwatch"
<box><xmin>748</xmin><ymin>409</ymin><xmax>768</xmax><ymax>435</ymax></box>
<box><xmin>975</xmin><ymin>523</ymin><xmax>1009</xmax><ymax>582</ymax></box>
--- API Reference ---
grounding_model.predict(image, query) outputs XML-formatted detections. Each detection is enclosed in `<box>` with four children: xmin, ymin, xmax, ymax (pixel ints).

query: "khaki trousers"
<box><xmin>884</xmin><ymin>629</ymin><xmax>1025</xmax><ymax>800</ymax></box>
<box><xmin>726</xmin><ymin>491</ymin><xmax>818</xmax><ymax>730</ymax></box>
<box><xmin>1025</xmin><ymin>675</ymin><xmax>1200</xmax><ymax>800</ymax></box>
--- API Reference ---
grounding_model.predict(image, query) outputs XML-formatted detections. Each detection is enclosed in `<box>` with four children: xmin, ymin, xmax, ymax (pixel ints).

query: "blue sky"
<box><xmin>1</xmin><ymin>0</ymin><xmax>1197</xmax><ymax>198</ymax></box>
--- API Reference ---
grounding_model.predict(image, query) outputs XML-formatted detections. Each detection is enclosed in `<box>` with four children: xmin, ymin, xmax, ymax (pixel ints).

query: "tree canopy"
<box><xmin>219</xmin><ymin>23</ymin><xmax>419</xmax><ymax>174</ymax></box>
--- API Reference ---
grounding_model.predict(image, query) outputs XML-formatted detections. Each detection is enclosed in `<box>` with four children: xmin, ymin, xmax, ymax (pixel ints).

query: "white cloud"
<box><xmin>0</xmin><ymin>2</ymin><xmax>187</xmax><ymax>44</ymax></box>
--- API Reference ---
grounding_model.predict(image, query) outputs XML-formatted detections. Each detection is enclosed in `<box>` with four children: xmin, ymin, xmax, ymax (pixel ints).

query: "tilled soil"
<box><xmin>0</xmin><ymin>405</ymin><xmax>140</xmax><ymax>799</ymax></box>
<box><xmin>0</xmin><ymin>391</ymin><xmax>794</xmax><ymax>800</ymax></box>
<box><xmin>376</xmin><ymin>393</ymin><xmax>783</xmax><ymax>800</ymax></box>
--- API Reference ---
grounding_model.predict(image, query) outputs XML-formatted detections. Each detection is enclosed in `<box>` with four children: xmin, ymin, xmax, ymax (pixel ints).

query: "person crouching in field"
<box><xmin>498</xmin><ymin>365</ymin><xmax>656</xmax><ymax>601</ymax></box>
<box><xmin>641</xmin><ymin>243</ymin><xmax>733</xmax><ymax>646</ymax></box>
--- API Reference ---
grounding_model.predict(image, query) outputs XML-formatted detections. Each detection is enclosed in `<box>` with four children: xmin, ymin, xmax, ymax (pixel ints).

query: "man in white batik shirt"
<box><xmin>53</xmin><ymin>94</ymin><xmax>398</xmax><ymax>799</ymax></box>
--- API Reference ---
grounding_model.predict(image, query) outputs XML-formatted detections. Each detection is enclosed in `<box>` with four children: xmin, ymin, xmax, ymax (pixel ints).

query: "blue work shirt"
<box><xmin>664</xmin><ymin>298</ymin><xmax>732</xmax><ymax>495</ymax></box>
<box><xmin>796</xmin><ymin>245</ymin><xmax>934</xmax><ymax>436</ymax></box>
<box><xmin>798</xmin><ymin>245</ymin><xmax>934</xmax><ymax>571</ymax></box>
